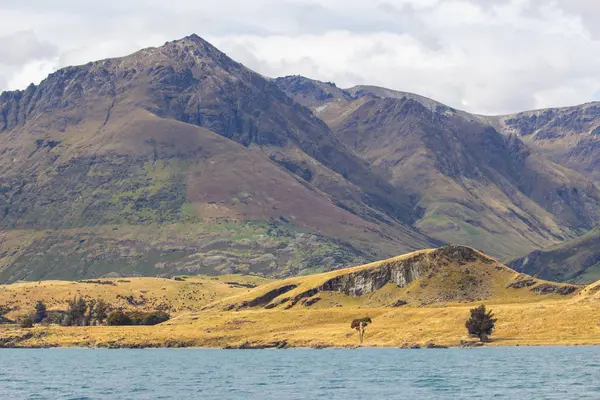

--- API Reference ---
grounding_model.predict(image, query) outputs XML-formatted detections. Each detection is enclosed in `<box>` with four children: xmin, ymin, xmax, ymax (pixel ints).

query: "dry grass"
<box><xmin>1</xmin><ymin>249</ymin><xmax>599</xmax><ymax>349</ymax></box>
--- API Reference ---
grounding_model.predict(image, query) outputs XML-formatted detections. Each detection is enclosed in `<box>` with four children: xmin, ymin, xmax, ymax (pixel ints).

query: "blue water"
<box><xmin>1</xmin><ymin>347</ymin><xmax>599</xmax><ymax>399</ymax></box>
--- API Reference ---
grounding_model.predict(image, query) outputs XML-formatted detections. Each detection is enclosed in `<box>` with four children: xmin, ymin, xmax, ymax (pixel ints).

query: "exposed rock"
<box><xmin>530</xmin><ymin>283</ymin><xmax>578</xmax><ymax>295</ymax></box>
<box><xmin>507</xmin><ymin>278</ymin><xmax>537</xmax><ymax>289</ymax></box>
<box><xmin>224</xmin><ymin>340</ymin><xmax>289</xmax><ymax>349</ymax></box>
<box><xmin>459</xmin><ymin>340</ymin><xmax>485</xmax><ymax>348</ymax></box>
<box><xmin>426</xmin><ymin>342</ymin><xmax>448</xmax><ymax>349</ymax></box>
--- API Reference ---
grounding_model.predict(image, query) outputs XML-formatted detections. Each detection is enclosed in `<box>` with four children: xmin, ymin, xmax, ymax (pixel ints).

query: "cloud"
<box><xmin>0</xmin><ymin>30</ymin><xmax>57</xmax><ymax>66</ymax></box>
<box><xmin>0</xmin><ymin>0</ymin><xmax>600</xmax><ymax>114</ymax></box>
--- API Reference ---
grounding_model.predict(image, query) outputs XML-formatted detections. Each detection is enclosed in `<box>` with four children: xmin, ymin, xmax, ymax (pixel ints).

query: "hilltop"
<box><xmin>2</xmin><ymin>245</ymin><xmax>598</xmax><ymax>349</ymax></box>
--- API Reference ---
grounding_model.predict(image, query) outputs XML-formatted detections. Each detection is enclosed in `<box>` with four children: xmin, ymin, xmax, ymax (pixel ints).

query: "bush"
<box><xmin>142</xmin><ymin>311</ymin><xmax>170</xmax><ymax>326</ymax></box>
<box><xmin>106</xmin><ymin>310</ymin><xmax>132</xmax><ymax>326</ymax></box>
<box><xmin>20</xmin><ymin>316</ymin><xmax>34</xmax><ymax>329</ymax></box>
<box><xmin>466</xmin><ymin>305</ymin><xmax>497</xmax><ymax>342</ymax></box>
<box><xmin>33</xmin><ymin>300</ymin><xmax>47</xmax><ymax>323</ymax></box>
<box><xmin>106</xmin><ymin>310</ymin><xmax>170</xmax><ymax>326</ymax></box>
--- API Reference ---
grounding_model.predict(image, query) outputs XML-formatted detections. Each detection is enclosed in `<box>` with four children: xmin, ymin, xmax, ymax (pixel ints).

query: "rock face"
<box><xmin>495</xmin><ymin>103</ymin><xmax>600</xmax><ymax>182</ymax></box>
<box><xmin>315</xmin><ymin>246</ymin><xmax>486</xmax><ymax>297</ymax></box>
<box><xmin>231</xmin><ymin>245</ymin><xmax>498</xmax><ymax>310</ymax></box>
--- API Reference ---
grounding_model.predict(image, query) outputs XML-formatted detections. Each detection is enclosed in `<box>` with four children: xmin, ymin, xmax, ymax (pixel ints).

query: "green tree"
<box><xmin>33</xmin><ymin>300</ymin><xmax>47</xmax><ymax>323</ymax></box>
<box><xmin>84</xmin><ymin>299</ymin><xmax>96</xmax><ymax>326</ymax></box>
<box><xmin>351</xmin><ymin>317</ymin><xmax>372</xmax><ymax>344</ymax></box>
<box><xmin>93</xmin><ymin>299</ymin><xmax>110</xmax><ymax>325</ymax></box>
<box><xmin>65</xmin><ymin>297</ymin><xmax>88</xmax><ymax>326</ymax></box>
<box><xmin>466</xmin><ymin>305</ymin><xmax>497</xmax><ymax>342</ymax></box>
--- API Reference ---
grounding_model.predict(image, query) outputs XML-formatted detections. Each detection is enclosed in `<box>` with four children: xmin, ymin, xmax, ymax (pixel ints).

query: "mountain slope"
<box><xmin>0</xmin><ymin>36</ymin><xmax>438</xmax><ymax>283</ymax></box>
<box><xmin>491</xmin><ymin>103</ymin><xmax>600</xmax><ymax>182</ymax></box>
<box><xmin>276</xmin><ymin>76</ymin><xmax>600</xmax><ymax>259</ymax></box>
<box><xmin>509</xmin><ymin>226</ymin><xmax>600</xmax><ymax>283</ymax></box>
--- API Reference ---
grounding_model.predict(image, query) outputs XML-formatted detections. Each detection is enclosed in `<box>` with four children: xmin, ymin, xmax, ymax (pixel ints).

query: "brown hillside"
<box><xmin>276</xmin><ymin>76</ymin><xmax>600</xmax><ymax>260</ymax></box>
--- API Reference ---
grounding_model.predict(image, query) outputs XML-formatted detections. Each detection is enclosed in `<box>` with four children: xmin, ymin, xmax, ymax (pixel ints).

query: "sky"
<box><xmin>0</xmin><ymin>0</ymin><xmax>599</xmax><ymax>115</ymax></box>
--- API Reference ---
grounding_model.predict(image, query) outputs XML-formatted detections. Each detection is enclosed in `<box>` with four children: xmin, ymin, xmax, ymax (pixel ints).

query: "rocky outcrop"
<box><xmin>530</xmin><ymin>283</ymin><xmax>578</xmax><ymax>295</ymax></box>
<box><xmin>302</xmin><ymin>246</ymin><xmax>488</xmax><ymax>298</ymax></box>
<box><xmin>230</xmin><ymin>246</ymin><xmax>494</xmax><ymax>310</ymax></box>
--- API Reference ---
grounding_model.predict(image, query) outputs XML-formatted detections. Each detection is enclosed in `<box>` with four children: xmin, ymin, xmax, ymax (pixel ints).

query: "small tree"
<box><xmin>33</xmin><ymin>300</ymin><xmax>47</xmax><ymax>324</ymax></box>
<box><xmin>351</xmin><ymin>317</ymin><xmax>372</xmax><ymax>344</ymax></box>
<box><xmin>84</xmin><ymin>299</ymin><xmax>96</xmax><ymax>326</ymax></box>
<box><xmin>93</xmin><ymin>299</ymin><xmax>110</xmax><ymax>325</ymax></box>
<box><xmin>19</xmin><ymin>316</ymin><xmax>34</xmax><ymax>329</ymax></box>
<box><xmin>0</xmin><ymin>304</ymin><xmax>11</xmax><ymax>323</ymax></box>
<box><xmin>66</xmin><ymin>297</ymin><xmax>88</xmax><ymax>326</ymax></box>
<box><xmin>466</xmin><ymin>305</ymin><xmax>496</xmax><ymax>342</ymax></box>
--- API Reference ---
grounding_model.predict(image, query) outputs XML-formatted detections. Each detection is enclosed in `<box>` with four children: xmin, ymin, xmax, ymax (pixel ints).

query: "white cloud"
<box><xmin>1</xmin><ymin>0</ymin><xmax>600</xmax><ymax>114</ymax></box>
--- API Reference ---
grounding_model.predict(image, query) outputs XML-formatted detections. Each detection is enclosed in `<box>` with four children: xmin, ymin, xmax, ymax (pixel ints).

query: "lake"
<box><xmin>1</xmin><ymin>347</ymin><xmax>599</xmax><ymax>399</ymax></box>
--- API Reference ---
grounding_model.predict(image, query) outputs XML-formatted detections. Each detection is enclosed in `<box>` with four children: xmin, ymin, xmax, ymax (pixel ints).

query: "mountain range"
<box><xmin>0</xmin><ymin>34</ymin><xmax>599</xmax><ymax>283</ymax></box>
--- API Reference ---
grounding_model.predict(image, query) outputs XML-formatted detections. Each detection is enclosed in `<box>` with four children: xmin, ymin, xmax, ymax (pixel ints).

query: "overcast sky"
<box><xmin>0</xmin><ymin>0</ymin><xmax>599</xmax><ymax>114</ymax></box>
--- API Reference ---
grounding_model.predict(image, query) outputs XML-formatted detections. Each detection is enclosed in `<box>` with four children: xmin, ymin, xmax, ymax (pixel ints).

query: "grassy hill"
<box><xmin>2</xmin><ymin>245</ymin><xmax>598</xmax><ymax>348</ymax></box>
<box><xmin>509</xmin><ymin>226</ymin><xmax>600</xmax><ymax>283</ymax></box>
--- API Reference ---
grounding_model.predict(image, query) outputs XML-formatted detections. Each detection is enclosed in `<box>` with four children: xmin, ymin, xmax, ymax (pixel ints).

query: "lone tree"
<box><xmin>466</xmin><ymin>305</ymin><xmax>496</xmax><ymax>342</ymax></box>
<box><xmin>351</xmin><ymin>317</ymin><xmax>372</xmax><ymax>344</ymax></box>
<box><xmin>33</xmin><ymin>300</ymin><xmax>47</xmax><ymax>324</ymax></box>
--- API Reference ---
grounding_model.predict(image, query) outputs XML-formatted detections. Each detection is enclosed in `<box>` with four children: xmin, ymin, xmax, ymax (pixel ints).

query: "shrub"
<box><xmin>142</xmin><ymin>311</ymin><xmax>170</xmax><ymax>326</ymax></box>
<box><xmin>33</xmin><ymin>300</ymin><xmax>47</xmax><ymax>323</ymax></box>
<box><xmin>93</xmin><ymin>299</ymin><xmax>110</xmax><ymax>325</ymax></box>
<box><xmin>106</xmin><ymin>310</ymin><xmax>170</xmax><ymax>326</ymax></box>
<box><xmin>106</xmin><ymin>310</ymin><xmax>132</xmax><ymax>326</ymax></box>
<box><xmin>466</xmin><ymin>305</ymin><xmax>497</xmax><ymax>342</ymax></box>
<box><xmin>0</xmin><ymin>304</ymin><xmax>12</xmax><ymax>323</ymax></box>
<box><xmin>20</xmin><ymin>316</ymin><xmax>34</xmax><ymax>329</ymax></box>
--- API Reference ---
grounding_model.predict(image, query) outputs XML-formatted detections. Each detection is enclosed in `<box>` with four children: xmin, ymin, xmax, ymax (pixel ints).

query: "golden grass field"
<box><xmin>1</xmin><ymin>247</ymin><xmax>599</xmax><ymax>348</ymax></box>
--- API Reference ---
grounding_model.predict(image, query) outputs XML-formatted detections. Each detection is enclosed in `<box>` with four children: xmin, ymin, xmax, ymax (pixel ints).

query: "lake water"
<box><xmin>1</xmin><ymin>347</ymin><xmax>599</xmax><ymax>399</ymax></box>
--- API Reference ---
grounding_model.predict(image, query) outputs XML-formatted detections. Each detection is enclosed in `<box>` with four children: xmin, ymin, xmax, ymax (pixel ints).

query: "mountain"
<box><xmin>275</xmin><ymin>76</ymin><xmax>600</xmax><ymax>259</ymax></box>
<box><xmin>2</xmin><ymin>35</ymin><xmax>600</xmax><ymax>284</ymax></box>
<box><xmin>490</xmin><ymin>103</ymin><xmax>600</xmax><ymax>182</ymax></box>
<box><xmin>0</xmin><ymin>35</ymin><xmax>437</xmax><ymax>283</ymax></box>
<box><xmin>509</xmin><ymin>226</ymin><xmax>600</xmax><ymax>283</ymax></box>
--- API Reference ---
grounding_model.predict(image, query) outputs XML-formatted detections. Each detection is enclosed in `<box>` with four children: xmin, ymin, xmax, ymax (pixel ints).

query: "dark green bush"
<box><xmin>106</xmin><ymin>310</ymin><xmax>132</xmax><ymax>326</ymax></box>
<box><xmin>106</xmin><ymin>310</ymin><xmax>170</xmax><ymax>326</ymax></box>
<box><xmin>142</xmin><ymin>311</ymin><xmax>170</xmax><ymax>326</ymax></box>
<box><xmin>33</xmin><ymin>300</ymin><xmax>47</xmax><ymax>323</ymax></box>
<box><xmin>20</xmin><ymin>316</ymin><xmax>34</xmax><ymax>328</ymax></box>
<box><xmin>466</xmin><ymin>305</ymin><xmax>496</xmax><ymax>342</ymax></box>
